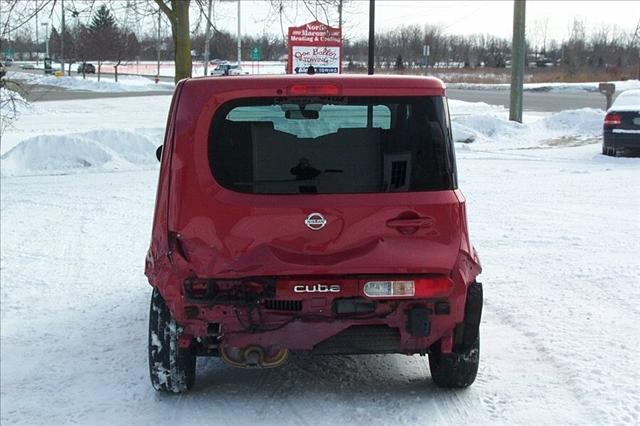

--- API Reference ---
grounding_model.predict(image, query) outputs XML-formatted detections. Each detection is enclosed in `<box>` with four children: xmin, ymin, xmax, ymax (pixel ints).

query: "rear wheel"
<box><xmin>148</xmin><ymin>288</ymin><xmax>196</xmax><ymax>393</ymax></box>
<box><xmin>429</xmin><ymin>337</ymin><xmax>479</xmax><ymax>388</ymax></box>
<box><xmin>429</xmin><ymin>281</ymin><xmax>482</xmax><ymax>388</ymax></box>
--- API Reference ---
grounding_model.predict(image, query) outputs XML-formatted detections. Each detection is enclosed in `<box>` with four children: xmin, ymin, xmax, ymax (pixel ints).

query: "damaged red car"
<box><xmin>145</xmin><ymin>75</ymin><xmax>483</xmax><ymax>393</ymax></box>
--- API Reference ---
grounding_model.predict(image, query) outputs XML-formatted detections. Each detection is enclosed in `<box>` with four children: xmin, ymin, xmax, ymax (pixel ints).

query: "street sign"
<box><xmin>250</xmin><ymin>47</ymin><xmax>261</xmax><ymax>61</ymax></box>
<box><xmin>3</xmin><ymin>47</ymin><xmax>15</xmax><ymax>58</ymax></box>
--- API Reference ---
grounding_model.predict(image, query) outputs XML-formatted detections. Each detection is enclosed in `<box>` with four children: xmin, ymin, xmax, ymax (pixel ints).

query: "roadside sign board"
<box><xmin>3</xmin><ymin>47</ymin><xmax>15</xmax><ymax>58</ymax></box>
<box><xmin>250</xmin><ymin>47</ymin><xmax>261</xmax><ymax>61</ymax></box>
<box><xmin>287</xmin><ymin>21</ymin><xmax>342</xmax><ymax>74</ymax></box>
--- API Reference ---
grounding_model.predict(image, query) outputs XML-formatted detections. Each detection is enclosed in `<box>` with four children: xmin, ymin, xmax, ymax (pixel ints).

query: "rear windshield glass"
<box><xmin>209</xmin><ymin>96</ymin><xmax>456</xmax><ymax>194</ymax></box>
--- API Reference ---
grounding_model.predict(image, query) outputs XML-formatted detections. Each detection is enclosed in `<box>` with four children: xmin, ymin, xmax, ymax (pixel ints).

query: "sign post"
<box><xmin>250</xmin><ymin>46</ymin><xmax>261</xmax><ymax>74</ymax></box>
<box><xmin>287</xmin><ymin>21</ymin><xmax>342</xmax><ymax>74</ymax></box>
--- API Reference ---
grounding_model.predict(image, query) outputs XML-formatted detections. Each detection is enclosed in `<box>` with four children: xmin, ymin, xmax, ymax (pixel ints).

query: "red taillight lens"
<box><xmin>604</xmin><ymin>113</ymin><xmax>622</xmax><ymax>126</ymax></box>
<box><xmin>287</xmin><ymin>84</ymin><xmax>340</xmax><ymax>96</ymax></box>
<box><xmin>414</xmin><ymin>278</ymin><xmax>454</xmax><ymax>298</ymax></box>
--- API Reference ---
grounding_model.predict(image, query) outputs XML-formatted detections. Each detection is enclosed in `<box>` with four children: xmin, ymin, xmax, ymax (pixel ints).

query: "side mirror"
<box><xmin>156</xmin><ymin>145</ymin><xmax>163</xmax><ymax>162</ymax></box>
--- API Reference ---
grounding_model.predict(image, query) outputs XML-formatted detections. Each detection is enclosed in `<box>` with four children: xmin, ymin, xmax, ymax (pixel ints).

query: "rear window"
<box><xmin>209</xmin><ymin>96</ymin><xmax>456</xmax><ymax>194</ymax></box>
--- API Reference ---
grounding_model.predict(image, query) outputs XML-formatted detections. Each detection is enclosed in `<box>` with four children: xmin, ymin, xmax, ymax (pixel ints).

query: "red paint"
<box><xmin>145</xmin><ymin>75</ymin><xmax>481</xmax><ymax>355</ymax></box>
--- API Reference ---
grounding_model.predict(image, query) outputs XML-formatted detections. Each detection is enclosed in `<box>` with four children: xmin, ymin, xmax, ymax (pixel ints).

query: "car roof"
<box><xmin>609</xmin><ymin>89</ymin><xmax>640</xmax><ymax>112</ymax></box>
<box><xmin>184</xmin><ymin>74</ymin><xmax>446</xmax><ymax>96</ymax></box>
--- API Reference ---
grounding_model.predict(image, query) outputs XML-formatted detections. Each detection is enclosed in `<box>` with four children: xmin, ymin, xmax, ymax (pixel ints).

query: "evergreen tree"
<box><xmin>89</xmin><ymin>4</ymin><xmax>118</xmax><ymax>80</ymax></box>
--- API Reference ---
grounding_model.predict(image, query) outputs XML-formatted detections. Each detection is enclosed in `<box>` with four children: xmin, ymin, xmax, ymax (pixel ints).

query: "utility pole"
<box><xmin>509</xmin><ymin>0</ymin><xmax>526</xmax><ymax>122</ymax></box>
<box><xmin>368</xmin><ymin>0</ymin><xmax>375</xmax><ymax>75</ymax></box>
<box><xmin>423</xmin><ymin>44</ymin><xmax>430</xmax><ymax>75</ymax></box>
<box><xmin>338</xmin><ymin>0</ymin><xmax>343</xmax><ymax>30</ymax></box>
<box><xmin>203</xmin><ymin>0</ymin><xmax>213</xmax><ymax>76</ymax></box>
<box><xmin>60</xmin><ymin>0</ymin><xmax>65</xmax><ymax>75</ymax></box>
<box><xmin>157</xmin><ymin>11</ymin><xmax>161</xmax><ymax>79</ymax></box>
<box><xmin>237</xmin><ymin>0</ymin><xmax>241</xmax><ymax>65</ymax></box>
<box><xmin>35</xmin><ymin>0</ymin><xmax>39</xmax><ymax>66</ymax></box>
<box><xmin>42</xmin><ymin>22</ymin><xmax>49</xmax><ymax>58</ymax></box>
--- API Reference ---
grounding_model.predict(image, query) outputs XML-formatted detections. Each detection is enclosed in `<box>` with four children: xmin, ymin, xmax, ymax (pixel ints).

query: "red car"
<box><xmin>146</xmin><ymin>75</ymin><xmax>483</xmax><ymax>393</ymax></box>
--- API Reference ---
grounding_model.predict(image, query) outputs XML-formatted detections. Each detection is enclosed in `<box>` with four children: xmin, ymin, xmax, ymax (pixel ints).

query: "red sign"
<box><xmin>287</xmin><ymin>21</ymin><xmax>342</xmax><ymax>74</ymax></box>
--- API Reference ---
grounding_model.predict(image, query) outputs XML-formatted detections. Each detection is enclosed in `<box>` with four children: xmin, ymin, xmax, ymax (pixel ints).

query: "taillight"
<box><xmin>364</xmin><ymin>280</ymin><xmax>415</xmax><ymax>297</ymax></box>
<box><xmin>287</xmin><ymin>84</ymin><xmax>340</xmax><ymax>96</ymax></box>
<box><xmin>604</xmin><ymin>113</ymin><xmax>622</xmax><ymax>126</ymax></box>
<box><xmin>363</xmin><ymin>278</ymin><xmax>453</xmax><ymax>298</ymax></box>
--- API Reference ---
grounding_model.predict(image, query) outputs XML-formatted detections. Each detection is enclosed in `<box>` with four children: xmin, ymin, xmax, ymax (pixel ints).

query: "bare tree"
<box><xmin>154</xmin><ymin>0</ymin><xmax>192</xmax><ymax>82</ymax></box>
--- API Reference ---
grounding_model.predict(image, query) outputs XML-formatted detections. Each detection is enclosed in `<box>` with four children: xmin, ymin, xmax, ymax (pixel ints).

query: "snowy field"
<box><xmin>449</xmin><ymin>79</ymin><xmax>640</xmax><ymax>93</ymax></box>
<box><xmin>7</xmin><ymin>71</ymin><xmax>175</xmax><ymax>93</ymax></box>
<box><xmin>1</xmin><ymin>92</ymin><xmax>639</xmax><ymax>425</ymax></box>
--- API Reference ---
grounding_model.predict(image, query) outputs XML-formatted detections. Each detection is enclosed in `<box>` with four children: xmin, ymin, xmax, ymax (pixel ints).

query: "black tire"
<box><xmin>148</xmin><ymin>288</ymin><xmax>196</xmax><ymax>393</ymax></box>
<box><xmin>429</xmin><ymin>282</ymin><xmax>482</xmax><ymax>388</ymax></box>
<box><xmin>429</xmin><ymin>336</ymin><xmax>479</xmax><ymax>388</ymax></box>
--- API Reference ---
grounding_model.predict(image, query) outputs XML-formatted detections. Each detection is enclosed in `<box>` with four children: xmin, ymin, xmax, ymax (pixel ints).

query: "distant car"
<box><xmin>210</xmin><ymin>63</ymin><xmax>245</xmax><ymax>76</ymax></box>
<box><xmin>603</xmin><ymin>89</ymin><xmax>640</xmax><ymax>156</ymax></box>
<box><xmin>4</xmin><ymin>58</ymin><xmax>14</xmax><ymax>67</ymax></box>
<box><xmin>77</xmin><ymin>62</ymin><xmax>96</xmax><ymax>74</ymax></box>
<box><xmin>0</xmin><ymin>62</ymin><xmax>6</xmax><ymax>78</ymax></box>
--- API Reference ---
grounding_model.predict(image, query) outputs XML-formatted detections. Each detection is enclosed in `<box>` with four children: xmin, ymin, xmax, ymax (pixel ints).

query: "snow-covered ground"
<box><xmin>1</xmin><ymin>92</ymin><xmax>639</xmax><ymax>425</ymax></box>
<box><xmin>7</xmin><ymin>71</ymin><xmax>175</xmax><ymax>93</ymax></box>
<box><xmin>15</xmin><ymin>60</ymin><xmax>287</xmax><ymax>77</ymax></box>
<box><xmin>449</xmin><ymin>79</ymin><xmax>640</xmax><ymax>93</ymax></box>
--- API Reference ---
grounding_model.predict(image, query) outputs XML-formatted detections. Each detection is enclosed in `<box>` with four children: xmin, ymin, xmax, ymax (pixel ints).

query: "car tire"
<box><xmin>148</xmin><ymin>288</ymin><xmax>196</xmax><ymax>393</ymax></box>
<box><xmin>429</xmin><ymin>336</ymin><xmax>479</xmax><ymax>388</ymax></box>
<box><xmin>429</xmin><ymin>281</ymin><xmax>482</xmax><ymax>388</ymax></box>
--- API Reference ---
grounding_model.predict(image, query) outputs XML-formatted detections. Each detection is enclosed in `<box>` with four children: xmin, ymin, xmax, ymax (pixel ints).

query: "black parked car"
<box><xmin>77</xmin><ymin>62</ymin><xmax>96</xmax><ymax>74</ymax></box>
<box><xmin>603</xmin><ymin>89</ymin><xmax>640</xmax><ymax>156</ymax></box>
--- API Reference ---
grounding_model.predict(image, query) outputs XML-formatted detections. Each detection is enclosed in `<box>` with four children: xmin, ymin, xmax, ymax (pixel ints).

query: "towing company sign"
<box><xmin>288</xmin><ymin>21</ymin><xmax>342</xmax><ymax>74</ymax></box>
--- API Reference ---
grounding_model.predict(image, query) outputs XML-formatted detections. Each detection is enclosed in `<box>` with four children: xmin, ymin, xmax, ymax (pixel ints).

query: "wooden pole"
<box><xmin>509</xmin><ymin>0</ymin><xmax>526</xmax><ymax>122</ymax></box>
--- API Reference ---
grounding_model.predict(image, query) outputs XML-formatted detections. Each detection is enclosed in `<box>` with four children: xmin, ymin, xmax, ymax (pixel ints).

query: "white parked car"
<box><xmin>210</xmin><ymin>63</ymin><xmax>246</xmax><ymax>76</ymax></box>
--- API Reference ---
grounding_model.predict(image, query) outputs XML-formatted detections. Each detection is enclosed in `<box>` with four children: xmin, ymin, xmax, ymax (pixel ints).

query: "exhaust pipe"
<box><xmin>220</xmin><ymin>345</ymin><xmax>289</xmax><ymax>368</ymax></box>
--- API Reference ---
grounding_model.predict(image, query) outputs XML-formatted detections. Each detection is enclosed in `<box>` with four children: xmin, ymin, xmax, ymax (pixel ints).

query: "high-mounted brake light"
<box><xmin>363</xmin><ymin>278</ymin><xmax>453</xmax><ymax>298</ymax></box>
<box><xmin>604</xmin><ymin>113</ymin><xmax>622</xmax><ymax>126</ymax></box>
<box><xmin>287</xmin><ymin>84</ymin><xmax>340</xmax><ymax>96</ymax></box>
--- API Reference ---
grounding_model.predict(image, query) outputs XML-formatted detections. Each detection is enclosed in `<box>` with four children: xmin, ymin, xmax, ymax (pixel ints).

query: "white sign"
<box><xmin>292</xmin><ymin>46</ymin><xmax>340</xmax><ymax>74</ymax></box>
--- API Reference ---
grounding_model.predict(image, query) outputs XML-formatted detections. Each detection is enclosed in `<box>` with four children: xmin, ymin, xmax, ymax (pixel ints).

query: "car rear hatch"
<box><xmin>166</xmin><ymin>76</ymin><xmax>464</xmax><ymax>278</ymax></box>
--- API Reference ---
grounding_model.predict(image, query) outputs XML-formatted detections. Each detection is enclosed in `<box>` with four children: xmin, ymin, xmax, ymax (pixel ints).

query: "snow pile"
<box><xmin>451</xmin><ymin>107</ymin><xmax>604</xmax><ymax>148</ymax></box>
<box><xmin>8</xmin><ymin>71</ymin><xmax>174</xmax><ymax>92</ymax></box>
<box><xmin>0</xmin><ymin>129</ymin><xmax>158</xmax><ymax>176</ymax></box>
<box><xmin>449</xmin><ymin>79</ymin><xmax>640</xmax><ymax>93</ymax></box>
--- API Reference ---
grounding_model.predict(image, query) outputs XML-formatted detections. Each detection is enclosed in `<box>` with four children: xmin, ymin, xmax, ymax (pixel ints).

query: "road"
<box><xmin>8</xmin><ymin>68</ymin><xmax>609</xmax><ymax>111</ymax></box>
<box><xmin>447</xmin><ymin>88</ymin><xmax>607</xmax><ymax>111</ymax></box>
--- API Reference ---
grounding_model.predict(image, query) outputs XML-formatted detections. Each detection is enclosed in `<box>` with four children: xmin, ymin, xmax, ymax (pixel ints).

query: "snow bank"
<box><xmin>0</xmin><ymin>129</ymin><xmax>158</xmax><ymax>176</ymax></box>
<box><xmin>451</xmin><ymin>106</ymin><xmax>604</xmax><ymax>148</ymax></box>
<box><xmin>8</xmin><ymin>71</ymin><xmax>174</xmax><ymax>92</ymax></box>
<box><xmin>449</xmin><ymin>79</ymin><xmax>640</xmax><ymax>93</ymax></box>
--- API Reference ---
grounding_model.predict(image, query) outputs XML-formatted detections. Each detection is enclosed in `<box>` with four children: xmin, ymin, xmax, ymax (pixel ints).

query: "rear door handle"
<box><xmin>386</xmin><ymin>217</ymin><xmax>434</xmax><ymax>229</ymax></box>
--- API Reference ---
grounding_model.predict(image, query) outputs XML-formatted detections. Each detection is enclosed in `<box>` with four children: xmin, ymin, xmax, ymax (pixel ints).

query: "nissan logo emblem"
<box><xmin>305</xmin><ymin>212</ymin><xmax>327</xmax><ymax>231</ymax></box>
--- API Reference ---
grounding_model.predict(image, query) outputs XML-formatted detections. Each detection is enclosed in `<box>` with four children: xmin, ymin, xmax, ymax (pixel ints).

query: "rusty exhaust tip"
<box><xmin>220</xmin><ymin>345</ymin><xmax>289</xmax><ymax>369</ymax></box>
